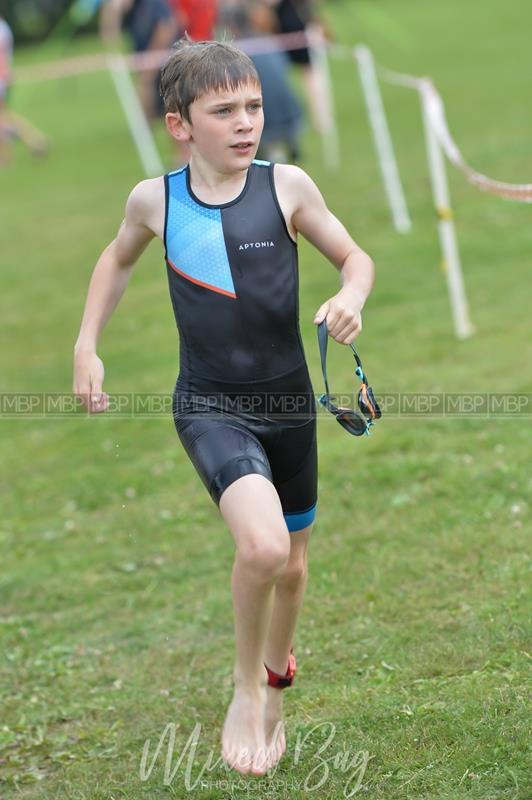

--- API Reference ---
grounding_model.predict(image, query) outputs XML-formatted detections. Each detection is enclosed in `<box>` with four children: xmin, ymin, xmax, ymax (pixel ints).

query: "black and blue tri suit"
<box><xmin>165</xmin><ymin>159</ymin><xmax>317</xmax><ymax>532</ymax></box>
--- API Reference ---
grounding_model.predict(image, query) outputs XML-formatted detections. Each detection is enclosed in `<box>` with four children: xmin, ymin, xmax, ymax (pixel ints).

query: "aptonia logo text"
<box><xmin>238</xmin><ymin>241</ymin><xmax>275</xmax><ymax>250</ymax></box>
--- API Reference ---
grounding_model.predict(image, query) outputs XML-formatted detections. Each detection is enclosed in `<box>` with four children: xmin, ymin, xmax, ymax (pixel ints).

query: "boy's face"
<box><xmin>167</xmin><ymin>81</ymin><xmax>264</xmax><ymax>173</ymax></box>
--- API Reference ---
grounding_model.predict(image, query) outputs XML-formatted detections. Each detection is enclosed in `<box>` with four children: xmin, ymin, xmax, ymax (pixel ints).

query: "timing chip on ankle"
<box><xmin>265</xmin><ymin>648</ymin><xmax>297</xmax><ymax>689</ymax></box>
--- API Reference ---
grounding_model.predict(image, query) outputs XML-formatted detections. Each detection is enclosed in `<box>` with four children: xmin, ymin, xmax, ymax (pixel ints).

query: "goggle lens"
<box><xmin>317</xmin><ymin>321</ymin><xmax>381</xmax><ymax>438</ymax></box>
<box><xmin>358</xmin><ymin>384</ymin><xmax>382</xmax><ymax>420</ymax></box>
<box><xmin>319</xmin><ymin>395</ymin><xmax>371</xmax><ymax>436</ymax></box>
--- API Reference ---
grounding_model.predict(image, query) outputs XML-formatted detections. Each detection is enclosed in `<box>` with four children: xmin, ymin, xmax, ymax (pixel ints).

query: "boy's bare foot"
<box><xmin>221</xmin><ymin>669</ymin><xmax>271</xmax><ymax>776</ymax></box>
<box><xmin>264</xmin><ymin>686</ymin><xmax>287</xmax><ymax>768</ymax></box>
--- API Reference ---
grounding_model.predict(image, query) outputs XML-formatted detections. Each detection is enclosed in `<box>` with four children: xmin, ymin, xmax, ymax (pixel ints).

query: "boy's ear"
<box><xmin>165</xmin><ymin>112</ymin><xmax>191</xmax><ymax>142</ymax></box>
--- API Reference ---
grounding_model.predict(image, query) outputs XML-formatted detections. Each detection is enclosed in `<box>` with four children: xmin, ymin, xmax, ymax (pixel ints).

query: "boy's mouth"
<box><xmin>230</xmin><ymin>141</ymin><xmax>254</xmax><ymax>152</ymax></box>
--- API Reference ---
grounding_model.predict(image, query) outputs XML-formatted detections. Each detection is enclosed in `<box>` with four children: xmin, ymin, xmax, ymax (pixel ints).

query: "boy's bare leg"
<box><xmin>263</xmin><ymin>526</ymin><xmax>311</xmax><ymax>766</ymax></box>
<box><xmin>218</xmin><ymin>474</ymin><xmax>291</xmax><ymax>776</ymax></box>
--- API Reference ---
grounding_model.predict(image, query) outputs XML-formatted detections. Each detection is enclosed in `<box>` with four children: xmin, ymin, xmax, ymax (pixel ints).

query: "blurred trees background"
<box><xmin>1</xmin><ymin>0</ymin><xmax>98</xmax><ymax>43</ymax></box>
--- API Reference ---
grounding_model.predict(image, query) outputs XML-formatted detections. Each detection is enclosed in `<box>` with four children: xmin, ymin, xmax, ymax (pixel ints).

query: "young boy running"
<box><xmin>73</xmin><ymin>39</ymin><xmax>374</xmax><ymax>776</ymax></box>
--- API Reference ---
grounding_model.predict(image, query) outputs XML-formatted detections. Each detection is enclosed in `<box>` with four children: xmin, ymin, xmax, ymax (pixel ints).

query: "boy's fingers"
<box><xmin>74</xmin><ymin>382</ymin><xmax>91</xmax><ymax>407</ymax></box>
<box><xmin>313</xmin><ymin>301</ymin><xmax>330</xmax><ymax>325</ymax></box>
<box><xmin>90</xmin><ymin>384</ymin><xmax>102</xmax><ymax>403</ymax></box>
<box><xmin>75</xmin><ymin>379</ymin><xmax>106</xmax><ymax>412</ymax></box>
<box><xmin>74</xmin><ymin>376</ymin><xmax>90</xmax><ymax>395</ymax></box>
<box><xmin>90</xmin><ymin>389</ymin><xmax>107</xmax><ymax>412</ymax></box>
<box><xmin>73</xmin><ymin>356</ymin><xmax>106</xmax><ymax>411</ymax></box>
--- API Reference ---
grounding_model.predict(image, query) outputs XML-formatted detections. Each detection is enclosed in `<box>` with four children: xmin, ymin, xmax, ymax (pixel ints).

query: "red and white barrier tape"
<box><xmin>13</xmin><ymin>30</ymin><xmax>313</xmax><ymax>83</ymax></box>
<box><xmin>13</xmin><ymin>33</ymin><xmax>532</xmax><ymax>202</ymax></box>
<box><xmin>378</xmin><ymin>65</ymin><xmax>532</xmax><ymax>203</ymax></box>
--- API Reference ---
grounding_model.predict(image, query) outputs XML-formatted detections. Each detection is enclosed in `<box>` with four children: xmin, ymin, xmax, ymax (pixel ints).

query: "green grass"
<box><xmin>1</xmin><ymin>1</ymin><xmax>531</xmax><ymax>797</ymax></box>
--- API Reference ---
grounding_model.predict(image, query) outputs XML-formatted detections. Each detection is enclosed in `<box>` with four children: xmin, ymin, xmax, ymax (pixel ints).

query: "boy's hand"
<box><xmin>313</xmin><ymin>287</ymin><xmax>363</xmax><ymax>345</ymax></box>
<box><xmin>73</xmin><ymin>350</ymin><xmax>109</xmax><ymax>414</ymax></box>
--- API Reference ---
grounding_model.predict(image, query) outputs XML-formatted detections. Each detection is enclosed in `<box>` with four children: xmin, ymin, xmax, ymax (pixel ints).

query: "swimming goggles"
<box><xmin>317</xmin><ymin>320</ymin><xmax>382</xmax><ymax>436</ymax></box>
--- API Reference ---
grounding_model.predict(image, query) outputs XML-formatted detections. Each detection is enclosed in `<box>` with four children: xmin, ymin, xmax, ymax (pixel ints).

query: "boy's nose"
<box><xmin>234</xmin><ymin>110</ymin><xmax>253</xmax><ymax>131</ymax></box>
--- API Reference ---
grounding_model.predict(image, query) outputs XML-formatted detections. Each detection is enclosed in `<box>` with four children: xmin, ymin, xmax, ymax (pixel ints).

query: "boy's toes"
<box><xmin>230</xmin><ymin>747</ymin><xmax>254</xmax><ymax>774</ymax></box>
<box><xmin>250</xmin><ymin>748</ymin><xmax>269</xmax><ymax>775</ymax></box>
<box><xmin>269</xmin><ymin>727</ymin><xmax>286</xmax><ymax>768</ymax></box>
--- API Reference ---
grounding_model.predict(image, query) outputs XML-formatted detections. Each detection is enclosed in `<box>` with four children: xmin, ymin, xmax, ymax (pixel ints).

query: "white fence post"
<box><xmin>306</xmin><ymin>24</ymin><xmax>340</xmax><ymax>170</ymax></box>
<box><xmin>419</xmin><ymin>83</ymin><xmax>474</xmax><ymax>339</ymax></box>
<box><xmin>107</xmin><ymin>53</ymin><xmax>164</xmax><ymax>178</ymax></box>
<box><xmin>354</xmin><ymin>45</ymin><xmax>411</xmax><ymax>233</ymax></box>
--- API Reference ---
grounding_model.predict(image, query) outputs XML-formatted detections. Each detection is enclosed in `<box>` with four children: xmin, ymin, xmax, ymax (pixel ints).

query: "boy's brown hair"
<box><xmin>159</xmin><ymin>38</ymin><xmax>261</xmax><ymax>122</ymax></box>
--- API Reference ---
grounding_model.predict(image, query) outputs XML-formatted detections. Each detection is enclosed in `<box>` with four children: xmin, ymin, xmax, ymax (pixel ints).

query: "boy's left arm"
<box><xmin>285</xmin><ymin>166</ymin><xmax>375</xmax><ymax>345</ymax></box>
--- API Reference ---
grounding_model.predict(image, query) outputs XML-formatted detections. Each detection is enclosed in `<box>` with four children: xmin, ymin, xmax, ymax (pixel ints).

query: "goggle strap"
<box><xmin>317</xmin><ymin>320</ymin><xmax>331</xmax><ymax>399</ymax></box>
<box><xmin>318</xmin><ymin>320</ymin><xmax>379</xmax><ymax>419</ymax></box>
<box><xmin>319</xmin><ymin>320</ymin><xmax>368</xmax><ymax>397</ymax></box>
<box><xmin>350</xmin><ymin>344</ymin><xmax>369</xmax><ymax>384</ymax></box>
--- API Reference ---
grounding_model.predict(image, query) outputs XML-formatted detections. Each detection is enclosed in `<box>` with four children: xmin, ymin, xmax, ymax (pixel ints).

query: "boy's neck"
<box><xmin>188</xmin><ymin>156</ymin><xmax>249</xmax><ymax>203</ymax></box>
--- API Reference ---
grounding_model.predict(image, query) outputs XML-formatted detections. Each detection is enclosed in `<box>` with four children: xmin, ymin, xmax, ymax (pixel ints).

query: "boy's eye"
<box><xmin>214</xmin><ymin>103</ymin><xmax>262</xmax><ymax>115</ymax></box>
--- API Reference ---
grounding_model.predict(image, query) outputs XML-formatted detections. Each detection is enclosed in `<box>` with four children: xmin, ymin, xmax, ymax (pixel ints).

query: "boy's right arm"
<box><xmin>73</xmin><ymin>179</ymin><xmax>159</xmax><ymax>413</ymax></box>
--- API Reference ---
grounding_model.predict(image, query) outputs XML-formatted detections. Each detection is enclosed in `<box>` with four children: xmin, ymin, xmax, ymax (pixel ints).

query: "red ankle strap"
<box><xmin>264</xmin><ymin>648</ymin><xmax>296</xmax><ymax>689</ymax></box>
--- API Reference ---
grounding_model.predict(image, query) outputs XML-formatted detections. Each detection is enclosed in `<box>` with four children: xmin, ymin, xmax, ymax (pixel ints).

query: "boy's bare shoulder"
<box><xmin>273</xmin><ymin>163</ymin><xmax>321</xmax><ymax>204</ymax></box>
<box><xmin>273</xmin><ymin>163</ymin><xmax>324</xmax><ymax>227</ymax></box>
<box><xmin>273</xmin><ymin>162</ymin><xmax>311</xmax><ymax>189</ymax></box>
<box><xmin>126</xmin><ymin>176</ymin><xmax>165</xmax><ymax>239</ymax></box>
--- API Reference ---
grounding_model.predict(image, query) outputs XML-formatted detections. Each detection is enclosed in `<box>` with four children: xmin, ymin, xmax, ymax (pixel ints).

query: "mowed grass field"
<box><xmin>1</xmin><ymin>0</ymin><xmax>530</xmax><ymax>797</ymax></box>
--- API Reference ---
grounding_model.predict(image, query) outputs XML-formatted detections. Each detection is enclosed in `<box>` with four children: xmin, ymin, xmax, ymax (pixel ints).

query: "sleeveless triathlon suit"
<box><xmin>164</xmin><ymin>160</ymin><xmax>317</xmax><ymax>532</ymax></box>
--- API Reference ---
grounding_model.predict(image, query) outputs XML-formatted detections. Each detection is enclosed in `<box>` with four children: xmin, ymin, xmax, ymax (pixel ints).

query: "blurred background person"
<box><xmin>100</xmin><ymin>0</ymin><xmax>177</xmax><ymax>120</ymax></box>
<box><xmin>0</xmin><ymin>15</ymin><xmax>48</xmax><ymax>166</ymax></box>
<box><xmin>219</xmin><ymin>0</ymin><xmax>304</xmax><ymax>162</ymax></box>
<box><xmin>265</xmin><ymin>0</ymin><xmax>329</xmax><ymax>134</ymax></box>
<box><xmin>168</xmin><ymin>0</ymin><xmax>218</xmax><ymax>40</ymax></box>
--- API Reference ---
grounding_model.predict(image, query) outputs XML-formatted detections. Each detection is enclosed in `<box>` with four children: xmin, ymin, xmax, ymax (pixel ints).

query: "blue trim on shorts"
<box><xmin>284</xmin><ymin>502</ymin><xmax>317</xmax><ymax>532</ymax></box>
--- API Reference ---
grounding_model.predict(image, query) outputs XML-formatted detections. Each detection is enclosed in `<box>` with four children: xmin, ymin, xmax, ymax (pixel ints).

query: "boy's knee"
<box><xmin>278</xmin><ymin>558</ymin><xmax>308</xmax><ymax>589</ymax></box>
<box><xmin>237</xmin><ymin>527</ymin><xmax>290</xmax><ymax>578</ymax></box>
